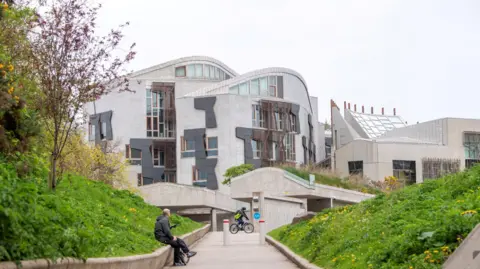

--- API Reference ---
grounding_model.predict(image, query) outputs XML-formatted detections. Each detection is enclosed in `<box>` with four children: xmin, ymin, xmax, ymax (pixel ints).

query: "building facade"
<box><xmin>330</xmin><ymin>100</ymin><xmax>480</xmax><ymax>184</ymax></box>
<box><xmin>85</xmin><ymin>56</ymin><xmax>324</xmax><ymax>193</ymax></box>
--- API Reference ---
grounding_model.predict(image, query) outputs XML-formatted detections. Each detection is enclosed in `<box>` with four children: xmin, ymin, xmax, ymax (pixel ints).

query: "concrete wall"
<box><xmin>335</xmin><ymin>138</ymin><xmax>458</xmax><ymax>182</ymax></box>
<box><xmin>139</xmin><ymin>182</ymin><xmax>236</xmax><ymax>212</ymax></box>
<box><xmin>263</xmin><ymin>196</ymin><xmax>306</xmax><ymax>232</ymax></box>
<box><xmin>0</xmin><ymin>225</ymin><xmax>210</xmax><ymax>269</ymax></box>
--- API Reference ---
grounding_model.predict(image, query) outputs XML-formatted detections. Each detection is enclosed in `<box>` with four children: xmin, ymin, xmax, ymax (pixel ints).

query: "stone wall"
<box><xmin>0</xmin><ymin>225</ymin><xmax>210</xmax><ymax>269</ymax></box>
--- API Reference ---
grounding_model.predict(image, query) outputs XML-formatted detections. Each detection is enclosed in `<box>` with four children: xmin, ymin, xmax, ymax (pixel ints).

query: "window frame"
<box><xmin>252</xmin><ymin>140</ymin><xmax>262</xmax><ymax>159</ymax></box>
<box><xmin>175</xmin><ymin>66</ymin><xmax>186</xmax><ymax>77</ymax></box>
<box><xmin>348</xmin><ymin>160</ymin><xmax>364</xmax><ymax>176</ymax></box>
<box><xmin>88</xmin><ymin>123</ymin><xmax>95</xmax><ymax>141</ymax></box>
<box><xmin>181</xmin><ymin>136</ymin><xmax>195</xmax><ymax>158</ymax></box>
<box><xmin>206</xmin><ymin>136</ymin><xmax>218</xmax><ymax>157</ymax></box>
<box><xmin>151</xmin><ymin>145</ymin><xmax>165</xmax><ymax>167</ymax></box>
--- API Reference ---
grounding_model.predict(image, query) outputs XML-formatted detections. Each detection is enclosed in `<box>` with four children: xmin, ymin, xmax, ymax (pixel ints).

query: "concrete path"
<box><xmin>165</xmin><ymin>232</ymin><xmax>299</xmax><ymax>269</ymax></box>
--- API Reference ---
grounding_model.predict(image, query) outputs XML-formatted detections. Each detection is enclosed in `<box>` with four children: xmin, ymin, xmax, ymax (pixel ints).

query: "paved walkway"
<box><xmin>166</xmin><ymin>232</ymin><xmax>299</xmax><ymax>269</ymax></box>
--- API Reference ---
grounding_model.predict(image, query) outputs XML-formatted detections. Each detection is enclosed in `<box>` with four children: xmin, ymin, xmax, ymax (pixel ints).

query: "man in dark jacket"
<box><xmin>154</xmin><ymin>209</ymin><xmax>196</xmax><ymax>266</ymax></box>
<box><xmin>234</xmin><ymin>207</ymin><xmax>249</xmax><ymax>228</ymax></box>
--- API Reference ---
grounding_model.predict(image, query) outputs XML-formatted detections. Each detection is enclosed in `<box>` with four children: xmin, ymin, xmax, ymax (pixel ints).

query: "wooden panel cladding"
<box><xmin>151</xmin><ymin>82</ymin><xmax>176</xmax><ymax>121</ymax></box>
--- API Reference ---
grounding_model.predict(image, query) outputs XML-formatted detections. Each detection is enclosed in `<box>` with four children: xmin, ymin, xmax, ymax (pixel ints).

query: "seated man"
<box><xmin>234</xmin><ymin>207</ymin><xmax>249</xmax><ymax>228</ymax></box>
<box><xmin>154</xmin><ymin>209</ymin><xmax>196</xmax><ymax>266</ymax></box>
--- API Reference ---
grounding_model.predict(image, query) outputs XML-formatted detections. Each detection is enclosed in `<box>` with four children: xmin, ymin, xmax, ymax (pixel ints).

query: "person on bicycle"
<box><xmin>154</xmin><ymin>208</ymin><xmax>196</xmax><ymax>266</ymax></box>
<box><xmin>234</xmin><ymin>207</ymin><xmax>249</xmax><ymax>228</ymax></box>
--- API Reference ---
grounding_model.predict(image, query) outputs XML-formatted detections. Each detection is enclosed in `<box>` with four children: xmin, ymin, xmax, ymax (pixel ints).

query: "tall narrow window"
<box><xmin>207</xmin><ymin>137</ymin><xmax>218</xmax><ymax>157</ymax></box>
<box><xmin>187</xmin><ymin>64</ymin><xmax>195</xmax><ymax>78</ymax></box>
<box><xmin>195</xmin><ymin>64</ymin><xmax>203</xmax><ymax>78</ymax></box>
<box><xmin>204</xmin><ymin>64</ymin><xmax>210</xmax><ymax>78</ymax></box>
<box><xmin>259</xmin><ymin>77</ymin><xmax>268</xmax><ymax>96</ymax></box>
<box><xmin>151</xmin><ymin>145</ymin><xmax>165</xmax><ymax>167</ymax></box>
<box><xmin>284</xmin><ymin>133</ymin><xmax>296</xmax><ymax>161</ymax></box>
<box><xmin>289</xmin><ymin>113</ymin><xmax>296</xmax><ymax>132</ymax></box>
<box><xmin>101</xmin><ymin>122</ymin><xmax>107</xmax><ymax>140</ymax></box>
<box><xmin>252</xmin><ymin>140</ymin><xmax>262</xmax><ymax>159</ymax></box>
<box><xmin>239</xmin><ymin>82</ymin><xmax>249</xmax><ymax>95</ymax></box>
<box><xmin>250</xmin><ymin>79</ymin><xmax>260</xmax><ymax>95</ymax></box>
<box><xmin>268</xmin><ymin>76</ymin><xmax>277</xmax><ymax>97</ymax></box>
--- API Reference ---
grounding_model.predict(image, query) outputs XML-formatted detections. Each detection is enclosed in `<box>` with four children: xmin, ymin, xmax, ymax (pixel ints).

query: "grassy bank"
<box><xmin>270</xmin><ymin>165</ymin><xmax>480</xmax><ymax>269</ymax></box>
<box><xmin>282</xmin><ymin>166</ymin><xmax>382</xmax><ymax>195</ymax></box>
<box><xmin>0</xmin><ymin>159</ymin><xmax>203</xmax><ymax>262</ymax></box>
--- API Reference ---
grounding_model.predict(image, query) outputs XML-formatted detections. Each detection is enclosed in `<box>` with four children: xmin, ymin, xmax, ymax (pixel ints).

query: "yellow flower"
<box><xmin>433</xmin><ymin>250</ymin><xmax>438</xmax><ymax>253</ymax></box>
<box><xmin>409</xmin><ymin>266</ymin><xmax>413</xmax><ymax>269</ymax></box>
<box><xmin>0</xmin><ymin>64</ymin><xmax>3</xmax><ymax>69</ymax></box>
<box><xmin>7</xmin><ymin>64</ymin><xmax>13</xmax><ymax>72</ymax></box>
<box><xmin>2</xmin><ymin>3</ymin><xmax>7</xmax><ymax>10</ymax></box>
<box><xmin>7</xmin><ymin>87</ymin><xmax>13</xmax><ymax>94</ymax></box>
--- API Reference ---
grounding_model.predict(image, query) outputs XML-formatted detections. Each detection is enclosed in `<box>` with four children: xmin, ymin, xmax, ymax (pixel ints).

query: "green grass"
<box><xmin>283</xmin><ymin>166</ymin><xmax>382</xmax><ymax>195</ymax></box>
<box><xmin>0</xmin><ymin>159</ymin><xmax>203</xmax><ymax>262</ymax></box>
<box><xmin>270</xmin><ymin>165</ymin><xmax>480</xmax><ymax>269</ymax></box>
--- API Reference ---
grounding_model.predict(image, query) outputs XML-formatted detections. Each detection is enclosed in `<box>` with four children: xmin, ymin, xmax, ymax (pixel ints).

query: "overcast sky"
<box><xmin>97</xmin><ymin>0</ymin><xmax>480</xmax><ymax>125</ymax></box>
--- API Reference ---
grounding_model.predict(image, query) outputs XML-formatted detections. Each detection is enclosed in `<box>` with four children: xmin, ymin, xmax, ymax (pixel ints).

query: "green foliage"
<box><xmin>0</xmin><ymin>159</ymin><xmax>203</xmax><ymax>262</ymax></box>
<box><xmin>270</xmin><ymin>165</ymin><xmax>480</xmax><ymax>268</ymax></box>
<box><xmin>222</xmin><ymin>163</ymin><xmax>255</xmax><ymax>185</ymax></box>
<box><xmin>283</xmin><ymin>166</ymin><xmax>382</xmax><ymax>195</ymax></box>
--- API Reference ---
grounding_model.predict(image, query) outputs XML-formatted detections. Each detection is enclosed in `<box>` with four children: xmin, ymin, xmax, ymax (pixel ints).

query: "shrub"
<box><xmin>282</xmin><ymin>166</ymin><xmax>382</xmax><ymax>195</ymax></box>
<box><xmin>269</xmin><ymin>165</ymin><xmax>480</xmax><ymax>268</ymax></box>
<box><xmin>222</xmin><ymin>163</ymin><xmax>255</xmax><ymax>185</ymax></box>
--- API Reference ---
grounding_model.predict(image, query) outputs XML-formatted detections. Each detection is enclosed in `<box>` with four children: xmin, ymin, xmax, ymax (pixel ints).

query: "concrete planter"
<box><xmin>266</xmin><ymin>235</ymin><xmax>322</xmax><ymax>269</ymax></box>
<box><xmin>0</xmin><ymin>224</ymin><xmax>210</xmax><ymax>269</ymax></box>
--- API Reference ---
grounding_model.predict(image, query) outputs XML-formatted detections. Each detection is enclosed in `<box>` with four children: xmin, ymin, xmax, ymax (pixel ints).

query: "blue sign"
<box><xmin>253</xmin><ymin>212</ymin><xmax>261</xmax><ymax>220</ymax></box>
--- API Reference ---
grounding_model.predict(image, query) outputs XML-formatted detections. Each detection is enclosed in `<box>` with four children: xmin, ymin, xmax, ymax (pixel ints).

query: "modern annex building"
<box><xmin>84</xmin><ymin>56</ymin><xmax>325</xmax><ymax>193</ymax></box>
<box><xmin>330</xmin><ymin>100</ymin><xmax>480</xmax><ymax>184</ymax></box>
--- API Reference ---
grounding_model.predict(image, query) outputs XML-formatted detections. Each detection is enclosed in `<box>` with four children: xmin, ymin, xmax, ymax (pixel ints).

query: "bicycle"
<box><xmin>229</xmin><ymin>221</ymin><xmax>254</xmax><ymax>234</ymax></box>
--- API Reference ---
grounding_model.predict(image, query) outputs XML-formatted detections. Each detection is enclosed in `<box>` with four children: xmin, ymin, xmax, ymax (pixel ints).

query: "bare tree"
<box><xmin>30</xmin><ymin>0</ymin><xmax>136</xmax><ymax>189</ymax></box>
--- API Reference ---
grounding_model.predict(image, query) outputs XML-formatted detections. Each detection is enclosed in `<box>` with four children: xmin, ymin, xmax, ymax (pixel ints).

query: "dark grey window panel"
<box><xmin>194</xmin><ymin>97</ymin><xmax>217</xmax><ymax>128</ymax></box>
<box><xmin>89</xmin><ymin>110</ymin><xmax>113</xmax><ymax>144</ymax></box>
<box><xmin>130</xmin><ymin>138</ymin><xmax>165</xmax><ymax>181</ymax></box>
<box><xmin>207</xmin><ymin>150</ymin><xmax>218</xmax><ymax>157</ymax></box>
<box><xmin>196</xmin><ymin>158</ymin><xmax>218</xmax><ymax>190</ymax></box>
<box><xmin>183</xmin><ymin>128</ymin><xmax>219</xmax><ymax>190</ymax></box>
<box><xmin>302</xmin><ymin>136</ymin><xmax>307</xmax><ymax>164</ymax></box>
<box><xmin>236</xmin><ymin>127</ymin><xmax>261</xmax><ymax>169</ymax></box>
<box><xmin>184</xmin><ymin>128</ymin><xmax>207</xmax><ymax>159</ymax></box>
<box><xmin>277</xmin><ymin>76</ymin><xmax>284</xmax><ymax>98</ymax></box>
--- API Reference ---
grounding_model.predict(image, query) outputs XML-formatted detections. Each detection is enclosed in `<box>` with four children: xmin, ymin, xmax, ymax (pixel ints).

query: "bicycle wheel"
<box><xmin>229</xmin><ymin>223</ymin><xmax>239</xmax><ymax>234</ymax></box>
<box><xmin>243</xmin><ymin>223</ymin><xmax>254</xmax><ymax>233</ymax></box>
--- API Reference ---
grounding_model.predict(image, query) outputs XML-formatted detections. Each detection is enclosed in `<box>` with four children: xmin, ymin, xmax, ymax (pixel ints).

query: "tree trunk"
<box><xmin>49</xmin><ymin>154</ymin><xmax>57</xmax><ymax>190</ymax></box>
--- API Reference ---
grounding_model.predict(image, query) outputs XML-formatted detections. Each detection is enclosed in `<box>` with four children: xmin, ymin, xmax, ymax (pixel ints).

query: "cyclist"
<box><xmin>234</xmin><ymin>207</ymin><xmax>249</xmax><ymax>228</ymax></box>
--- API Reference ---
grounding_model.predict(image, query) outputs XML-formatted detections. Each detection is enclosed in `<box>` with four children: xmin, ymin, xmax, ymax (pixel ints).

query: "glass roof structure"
<box><xmin>349</xmin><ymin>111</ymin><xmax>407</xmax><ymax>138</ymax></box>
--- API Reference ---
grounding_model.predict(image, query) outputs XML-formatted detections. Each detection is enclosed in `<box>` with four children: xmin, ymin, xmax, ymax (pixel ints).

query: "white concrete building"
<box><xmin>84</xmin><ymin>56</ymin><xmax>325</xmax><ymax>193</ymax></box>
<box><xmin>330</xmin><ymin>100</ymin><xmax>480</xmax><ymax>184</ymax></box>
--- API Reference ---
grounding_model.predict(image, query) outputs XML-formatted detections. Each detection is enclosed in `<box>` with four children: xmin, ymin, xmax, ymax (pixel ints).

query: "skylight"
<box><xmin>349</xmin><ymin>111</ymin><xmax>406</xmax><ymax>138</ymax></box>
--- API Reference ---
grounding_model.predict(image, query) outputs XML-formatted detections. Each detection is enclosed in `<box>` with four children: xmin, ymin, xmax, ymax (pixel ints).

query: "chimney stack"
<box><xmin>362</xmin><ymin>105</ymin><xmax>364</xmax><ymax>113</ymax></box>
<box><xmin>381</xmin><ymin>107</ymin><xmax>384</xmax><ymax>115</ymax></box>
<box><xmin>348</xmin><ymin>103</ymin><xmax>351</xmax><ymax>110</ymax></box>
<box><xmin>371</xmin><ymin>107</ymin><xmax>374</xmax><ymax>114</ymax></box>
<box><xmin>354</xmin><ymin>104</ymin><xmax>357</xmax><ymax>111</ymax></box>
<box><xmin>393</xmin><ymin>108</ymin><xmax>396</xmax><ymax>115</ymax></box>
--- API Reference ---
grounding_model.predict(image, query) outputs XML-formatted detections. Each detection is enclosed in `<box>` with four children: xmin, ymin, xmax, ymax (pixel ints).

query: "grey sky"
<box><xmin>97</xmin><ymin>0</ymin><xmax>480</xmax><ymax>125</ymax></box>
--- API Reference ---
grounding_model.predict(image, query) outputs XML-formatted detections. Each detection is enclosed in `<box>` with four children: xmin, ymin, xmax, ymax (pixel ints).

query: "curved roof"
<box><xmin>184</xmin><ymin>67</ymin><xmax>314</xmax><ymax>113</ymax></box>
<box><xmin>129</xmin><ymin>56</ymin><xmax>239</xmax><ymax>78</ymax></box>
